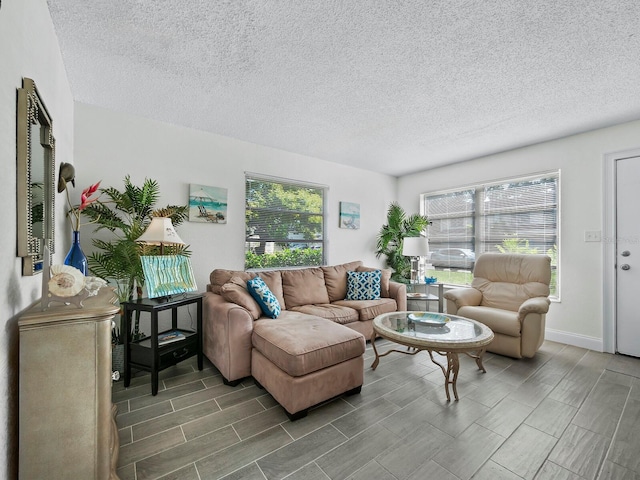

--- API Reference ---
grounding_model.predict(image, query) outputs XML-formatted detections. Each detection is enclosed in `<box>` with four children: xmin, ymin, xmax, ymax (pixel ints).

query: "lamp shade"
<box><xmin>137</xmin><ymin>217</ymin><xmax>185</xmax><ymax>245</ymax></box>
<box><xmin>402</xmin><ymin>236</ymin><xmax>429</xmax><ymax>257</ymax></box>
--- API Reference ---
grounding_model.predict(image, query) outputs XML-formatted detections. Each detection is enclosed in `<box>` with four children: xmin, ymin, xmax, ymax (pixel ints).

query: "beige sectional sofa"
<box><xmin>203</xmin><ymin>260</ymin><xmax>407</xmax><ymax>418</ymax></box>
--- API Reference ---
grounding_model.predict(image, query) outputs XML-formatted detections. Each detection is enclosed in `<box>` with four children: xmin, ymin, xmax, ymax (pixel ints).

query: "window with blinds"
<box><xmin>245</xmin><ymin>174</ymin><xmax>326</xmax><ymax>269</ymax></box>
<box><xmin>422</xmin><ymin>172</ymin><xmax>559</xmax><ymax>296</ymax></box>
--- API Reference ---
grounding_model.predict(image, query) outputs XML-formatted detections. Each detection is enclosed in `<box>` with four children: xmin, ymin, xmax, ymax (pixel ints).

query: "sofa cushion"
<box><xmin>289</xmin><ymin>304</ymin><xmax>359</xmax><ymax>325</ymax></box>
<box><xmin>333</xmin><ymin>297</ymin><xmax>397</xmax><ymax>321</ymax></box>
<box><xmin>346</xmin><ymin>270</ymin><xmax>381</xmax><ymax>300</ymax></box>
<box><xmin>252</xmin><ymin>315</ymin><xmax>365</xmax><ymax>377</ymax></box>
<box><xmin>209</xmin><ymin>269</ymin><xmax>255</xmax><ymax>294</ymax></box>
<box><xmin>321</xmin><ymin>261</ymin><xmax>363</xmax><ymax>302</ymax></box>
<box><xmin>259</xmin><ymin>270</ymin><xmax>286</xmax><ymax>310</ymax></box>
<box><xmin>220</xmin><ymin>276</ymin><xmax>262</xmax><ymax>320</ymax></box>
<box><xmin>357</xmin><ymin>266</ymin><xmax>392</xmax><ymax>297</ymax></box>
<box><xmin>247</xmin><ymin>277</ymin><xmax>281</xmax><ymax>318</ymax></box>
<box><xmin>281</xmin><ymin>268</ymin><xmax>330</xmax><ymax>308</ymax></box>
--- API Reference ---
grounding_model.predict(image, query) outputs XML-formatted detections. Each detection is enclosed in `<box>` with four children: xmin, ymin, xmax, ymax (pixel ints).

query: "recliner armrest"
<box><xmin>517</xmin><ymin>297</ymin><xmax>550</xmax><ymax>321</ymax></box>
<box><xmin>443</xmin><ymin>287</ymin><xmax>482</xmax><ymax>309</ymax></box>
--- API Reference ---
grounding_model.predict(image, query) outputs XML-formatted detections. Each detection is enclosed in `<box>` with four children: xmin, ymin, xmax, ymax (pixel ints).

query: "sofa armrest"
<box><xmin>203</xmin><ymin>292</ymin><xmax>254</xmax><ymax>383</ymax></box>
<box><xmin>388</xmin><ymin>281</ymin><xmax>407</xmax><ymax>311</ymax></box>
<box><xmin>443</xmin><ymin>287</ymin><xmax>482</xmax><ymax>314</ymax></box>
<box><xmin>517</xmin><ymin>297</ymin><xmax>550</xmax><ymax>322</ymax></box>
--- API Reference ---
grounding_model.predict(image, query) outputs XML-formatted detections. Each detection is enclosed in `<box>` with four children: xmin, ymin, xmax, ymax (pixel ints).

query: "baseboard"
<box><xmin>545</xmin><ymin>328</ymin><xmax>604</xmax><ymax>352</ymax></box>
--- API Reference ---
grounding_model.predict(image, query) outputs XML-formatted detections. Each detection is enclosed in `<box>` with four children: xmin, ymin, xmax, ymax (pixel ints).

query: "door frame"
<box><xmin>603</xmin><ymin>147</ymin><xmax>640</xmax><ymax>353</ymax></box>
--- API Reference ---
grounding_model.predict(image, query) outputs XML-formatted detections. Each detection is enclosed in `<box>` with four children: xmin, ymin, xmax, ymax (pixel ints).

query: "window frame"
<box><xmin>421</xmin><ymin>170</ymin><xmax>560</xmax><ymax>299</ymax></box>
<box><xmin>245</xmin><ymin>173</ymin><xmax>327</xmax><ymax>270</ymax></box>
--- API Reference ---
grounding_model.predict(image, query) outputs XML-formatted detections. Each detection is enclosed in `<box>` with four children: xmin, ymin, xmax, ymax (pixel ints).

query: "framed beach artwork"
<box><xmin>339</xmin><ymin>201</ymin><xmax>360</xmax><ymax>229</ymax></box>
<box><xmin>189</xmin><ymin>184</ymin><xmax>228</xmax><ymax>223</ymax></box>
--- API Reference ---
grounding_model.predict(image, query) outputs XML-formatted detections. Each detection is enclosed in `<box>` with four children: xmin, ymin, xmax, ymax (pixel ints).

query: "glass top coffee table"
<box><xmin>371</xmin><ymin>311</ymin><xmax>494</xmax><ymax>401</ymax></box>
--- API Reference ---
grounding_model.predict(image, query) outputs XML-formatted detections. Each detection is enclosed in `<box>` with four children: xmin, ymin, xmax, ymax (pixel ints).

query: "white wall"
<box><xmin>0</xmin><ymin>0</ymin><xmax>74</xmax><ymax>477</ymax></box>
<box><xmin>74</xmin><ymin>103</ymin><xmax>398</xmax><ymax>292</ymax></box>
<box><xmin>398</xmin><ymin>120</ymin><xmax>640</xmax><ymax>351</ymax></box>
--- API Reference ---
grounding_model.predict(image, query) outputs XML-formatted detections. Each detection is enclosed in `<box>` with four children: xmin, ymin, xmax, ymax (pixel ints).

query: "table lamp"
<box><xmin>137</xmin><ymin>217</ymin><xmax>185</xmax><ymax>254</ymax></box>
<box><xmin>402</xmin><ymin>236</ymin><xmax>429</xmax><ymax>283</ymax></box>
<box><xmin>137</xmin><ymin>217</ymin><xmax>196</xmax><ymax>299</ymax></box>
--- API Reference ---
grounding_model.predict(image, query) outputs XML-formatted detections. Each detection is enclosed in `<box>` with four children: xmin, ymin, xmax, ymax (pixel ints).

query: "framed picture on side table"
<box><xmin>140</xmin><ymin>255</ymin><xmax>197</xmax><ymax>299</ymax></box>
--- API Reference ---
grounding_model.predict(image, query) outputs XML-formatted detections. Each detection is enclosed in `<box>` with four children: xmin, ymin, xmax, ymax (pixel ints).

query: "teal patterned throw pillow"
<box><xmin>346</xmin><ymin>270</ymin><xmax>382</xmax><ymax>301</ymax></box>
<box><xmin>247</xmin><ymin>276</ymin><xmax>281</xmax><ymax>318</ymax></box>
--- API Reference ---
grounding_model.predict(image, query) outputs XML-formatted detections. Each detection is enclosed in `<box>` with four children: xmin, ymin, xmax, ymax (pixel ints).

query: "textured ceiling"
<box><xmin>47</xmin><ymin>1</ymin><xmax>640</xmax><ymax>177</ymax></box>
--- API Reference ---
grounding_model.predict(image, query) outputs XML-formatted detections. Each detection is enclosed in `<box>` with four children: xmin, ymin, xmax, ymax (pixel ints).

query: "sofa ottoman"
<box><xmin>251</xmin><ymin>315</ymin><xmax>365</xmax><ymax>420</ymax></box>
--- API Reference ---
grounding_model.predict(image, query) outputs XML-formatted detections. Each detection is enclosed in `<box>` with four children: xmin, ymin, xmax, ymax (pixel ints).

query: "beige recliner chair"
<box><xmin>443</xmin><ymin>253</ymin><xmax>551</xmax><ymax>358</ymax></box>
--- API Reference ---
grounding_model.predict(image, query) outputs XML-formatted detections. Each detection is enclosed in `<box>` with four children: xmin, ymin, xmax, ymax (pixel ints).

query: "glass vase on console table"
<box><xmin>60</xmin><ymin>178</ymin><xmax>101</xmax><ymax>276</ymax></box>
<box><xmin>64</xmin><ymin>230</ymin><xmax>88</xmax><ymax>275</ymax></box>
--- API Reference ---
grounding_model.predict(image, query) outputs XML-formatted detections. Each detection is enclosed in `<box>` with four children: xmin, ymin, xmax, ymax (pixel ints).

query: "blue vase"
<box><xmin>64</xmin><ymin>230</ymin><xmax>88</xmax><ymax>275</ymax></box>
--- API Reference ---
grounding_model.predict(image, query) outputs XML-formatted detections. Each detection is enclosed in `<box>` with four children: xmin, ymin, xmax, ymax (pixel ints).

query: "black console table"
<box><xmin>122</xmin><ymin>293</ymin><xmax>203</xmax><ymax>395</ymax></box>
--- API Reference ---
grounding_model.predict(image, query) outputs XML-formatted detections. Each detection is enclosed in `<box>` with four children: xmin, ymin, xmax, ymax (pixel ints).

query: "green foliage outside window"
<box><xmin>245</xmin><ymin>248</ymin><xmax>323</xmax><ymax>269</ymax></box>
<box><xmin>495</xmin><ymin>237</ymin><xmax>538</xmax><ymax>254</ymax></box>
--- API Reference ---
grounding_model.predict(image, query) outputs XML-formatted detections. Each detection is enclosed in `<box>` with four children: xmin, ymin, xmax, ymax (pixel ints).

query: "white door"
<box><xmin>616</xmin><ymin>156</ymin><xmax>640</xmax><ymax>357</ymax></box>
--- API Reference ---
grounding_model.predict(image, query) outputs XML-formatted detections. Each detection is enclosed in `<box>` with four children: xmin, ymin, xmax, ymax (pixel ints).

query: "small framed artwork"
<box><xmin>189</xmin><ymin>184</ymin><xmax>228</xmax><ymax>223</ymax></box>
<box><xmin>339</xmin><ymin>202</ymin><xmax>360</xmax><ymax>229</ymax></box>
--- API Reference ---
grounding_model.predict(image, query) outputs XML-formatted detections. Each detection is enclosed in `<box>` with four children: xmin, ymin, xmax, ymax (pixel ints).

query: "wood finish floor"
<box><xmin>113</xmin><ymin>340</ymin><xmax>640</xmax><ymax>480</ymax></box>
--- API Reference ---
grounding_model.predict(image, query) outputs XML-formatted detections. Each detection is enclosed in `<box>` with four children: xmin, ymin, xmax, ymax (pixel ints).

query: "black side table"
<box><xmin>122</xmin><ymin>293</ymin><xmax>203</xmax><ymax>395</ymax></box>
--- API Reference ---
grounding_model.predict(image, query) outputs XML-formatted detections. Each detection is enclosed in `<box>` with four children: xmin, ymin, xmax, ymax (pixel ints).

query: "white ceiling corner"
<box><xmin>46</xmin><ymin>0</ymin><xmax>640</xmax><ymax>176</ymax></box>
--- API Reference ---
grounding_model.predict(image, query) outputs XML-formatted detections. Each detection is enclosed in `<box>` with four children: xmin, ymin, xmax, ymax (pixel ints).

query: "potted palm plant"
<box><xmin>82</xmin><ymin>175</ymin><xmax>188</xmax><ymax>340</ymax></box>
<box><xmin>376</xmin><ymin>202</ymin><xmax>430</xmax><ymax>283</ymax></box>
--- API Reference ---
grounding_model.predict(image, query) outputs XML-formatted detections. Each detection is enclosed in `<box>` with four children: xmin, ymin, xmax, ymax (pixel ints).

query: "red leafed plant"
<box><xmin>60</xmin><ymin>179</ymin><xmax>102</xmax><ymax>231</ymax></box>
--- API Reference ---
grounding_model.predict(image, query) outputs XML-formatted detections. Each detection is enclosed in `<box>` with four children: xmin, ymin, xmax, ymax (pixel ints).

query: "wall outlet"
<box><xmin>584</xmin><ymin>230</ymin><xmax>601</xmax><ymax>242</ymax></box>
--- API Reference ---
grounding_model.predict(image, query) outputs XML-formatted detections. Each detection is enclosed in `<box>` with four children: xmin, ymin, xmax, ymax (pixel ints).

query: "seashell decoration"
<box><xmin>84</xmin><ymin>276</ymin><xmax>108</xmax><ymax>297</ymax></box>
<box><xmin>48</xmin><ymin>265</ymin><xmax>86</xmax><ymax>297</ymax></box>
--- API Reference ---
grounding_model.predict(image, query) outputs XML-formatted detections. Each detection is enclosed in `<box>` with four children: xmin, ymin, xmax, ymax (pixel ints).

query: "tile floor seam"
<box><xmin>128</xmin><ymin>383</ymin><xmax>208</xmax><ymax>413</ymax></box>
<box><xmin>593</xmin><ymin>386</ymin><xmax>634</xmax><ymax>479</ymax></box>
<box><xmin>520</xmin><ymin>394</ymin><xmax>581</xmax><ymax>439</ymax></box>
<box><xmin>126</xmin><ymin>408</ymin><xmax>187</xmax><ymax>436</ymax></box>
<box><xmin>364</xmin><ymin>459</ymin><xmax>402</xmax><ymax>480</ymax></box>
<box><xmin>473</xmin><ymin>419</ymin><xmax>543</xmax><ymax>477</ymax></box>
<box><xmin>488</xmin><ymin>375</ymin><xmax>582</xmax><ymax>478</ymax></box>
<box><xmin>544</xmin><ymin>459</ymin><xmax>574</xmax><ymax>477</ymax></box>
<box><xmin>570</xmin><ymin>368</ymin><xmax>608</xmax><ymax>415</ymax></box>
<box><xmin>139</xmin><ymin>426</ymin><xmax>245</xmax><ymax>478</ymax></box>
<box><xmin>431</xmin><ymin>456</ymin><xmax>465</xmax><ymax>480</ymax></box>
<box><xmin>255</xmin><ymin>461</ymin><xmax>269</xmax><ymax>480</ymax></box>
<box><xmin>120</xmin><ymin>426</ymin><xmax>188</xmax><ymax>467</ymax></box>
<box><xmin>130</xmin><ymin>416</ymin><xmax>241</xmax><ymax>460</ymax></box>
<box><xmin>206</xmin><ymin>425</ymin><xmax>293</xmax><ymax>479</ymax></box>
<box><xmin>281</xmin><ymin>460</ymin><xmax>325</xmax><ymax>480</ymax></box>
<box><xmin>316</xmin><ymin>460</ymin><xmax>332</xmax><ymax>480</ymax></box>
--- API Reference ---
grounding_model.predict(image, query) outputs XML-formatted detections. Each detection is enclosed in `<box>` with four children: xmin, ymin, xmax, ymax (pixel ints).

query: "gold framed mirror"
<box><xmin>17</xmin><ymin>77</ymin><xmax>55</xmax><ymax>276</ymax></box>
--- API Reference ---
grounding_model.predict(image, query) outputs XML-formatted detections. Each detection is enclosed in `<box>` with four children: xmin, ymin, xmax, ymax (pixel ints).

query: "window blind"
<box><xmin>245</xmin><ymin>174</ymin><xmax>326</xmax><ymax>268</ymax></box>
<box><xmin>422</xmin><ymin>172</ymin><xmax>559</xmax><ymax>296</ymax></box>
